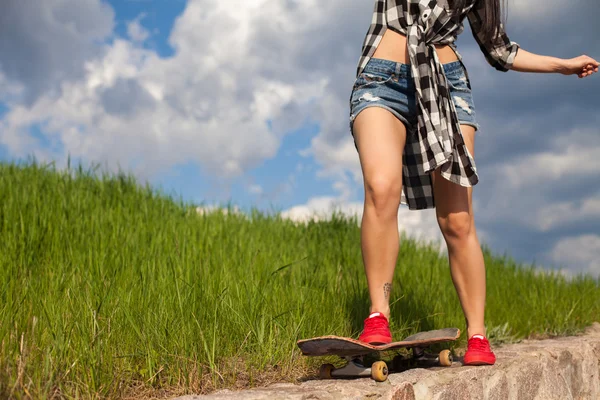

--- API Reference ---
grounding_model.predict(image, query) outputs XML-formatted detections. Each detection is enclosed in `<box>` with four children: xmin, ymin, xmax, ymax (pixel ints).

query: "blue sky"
<box><xmin>105</xmin><ymin>0</ymin><xmax>185</xmax><ymax>57</ymax></box>
<box><xmin>0</xmin><ymin>0</ymin><xmax>599</xmax><ymax>276</ymax></box>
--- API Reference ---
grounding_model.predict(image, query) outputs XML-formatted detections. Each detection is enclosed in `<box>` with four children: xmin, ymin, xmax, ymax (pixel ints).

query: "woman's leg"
<box><xmin>353</xmin><ymin>106</ymin><xmax>407</xmax><ymax>320</ymax></box>
<box><xmin>431</xmin><ymin>125</ymin><xmax>487</xmax><ymax>339</ymax></box>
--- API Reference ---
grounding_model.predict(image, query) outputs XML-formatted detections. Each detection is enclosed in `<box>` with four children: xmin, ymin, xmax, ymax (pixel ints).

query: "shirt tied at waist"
<box><xmin>403</xmin><ymin>20</ymin><xmax>479</xmax><ymax>191</ymax></box>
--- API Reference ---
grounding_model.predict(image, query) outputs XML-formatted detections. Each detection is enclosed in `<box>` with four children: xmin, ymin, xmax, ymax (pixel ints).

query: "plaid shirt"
<box><xmin>351</xmin><ymin>0</ymin><xmax>519</xmax><ymax>210</ymax></box>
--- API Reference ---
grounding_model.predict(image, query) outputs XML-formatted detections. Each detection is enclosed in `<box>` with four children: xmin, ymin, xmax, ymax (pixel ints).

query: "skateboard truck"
<box><xmin>319</xmin><ymin>348</ymin><xmax>453</xmax><ymax>382</ymax></box>
<box><xmin>320</xmin><ymin>356</ymin><xmax>389</xmax><ymax>382</ymax></box>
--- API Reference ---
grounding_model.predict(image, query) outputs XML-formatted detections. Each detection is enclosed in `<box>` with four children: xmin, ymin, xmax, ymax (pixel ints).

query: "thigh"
<box><xmin>431</xmin><ymin>124</ymin><xmax>476</xmax><ymax>218</ymax></box>
<box><xmin>353</xmin><ymin>106</ymin><xmax>407</xmax><ymax>194</ymax></box>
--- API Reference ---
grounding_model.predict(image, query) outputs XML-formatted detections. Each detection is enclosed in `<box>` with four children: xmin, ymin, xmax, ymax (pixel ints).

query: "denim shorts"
<box><xmin>349</xmin><ymin>57</ymin><xmax>480</xmax><ymax>141</ymax></box>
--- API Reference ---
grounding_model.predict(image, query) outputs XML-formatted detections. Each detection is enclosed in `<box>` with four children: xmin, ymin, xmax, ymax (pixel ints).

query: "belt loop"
<box><xmin>395</xmin><ymin>61</ymin><xmax>401</xmax><ymax>77</ymax></box>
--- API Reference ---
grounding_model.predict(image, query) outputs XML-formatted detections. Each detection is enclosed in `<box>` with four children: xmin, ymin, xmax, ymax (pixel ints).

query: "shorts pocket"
<box><xmin>352</xmin><ymin>70</ymin><xmax>394</xmax><ymax>91</ymax></box>
<box><xmin>446</xmin><ymin>72</ymin><xmax>470</xmax><ymax>93</ymax></box>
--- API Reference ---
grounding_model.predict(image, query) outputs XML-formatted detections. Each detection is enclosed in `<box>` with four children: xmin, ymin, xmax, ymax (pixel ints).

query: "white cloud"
<box><xmin>550</xmin><ymin>234</ymin><xmax>600</xmax><ymax>275</ymax></box>
<box><xmin>195</xmin><ymin>204</ymin><xmax>246</xmax><ymax>218</ymax></box>
<box><xmin>507</xmin><ymin>0</ymin><xmax>598</xmax><ymax>22</ymax></box>
<box><xmin>501</xmin><ymin>143</ymin><xmax>600</xmax><ymax>189</ymax></box>
<box><xmin>0</xmin><ymin>0</ymin><xmax>338</xmax><ymax>179</ymax></box>
<box><xmin>248</xmin><ymin>184</ymin><xmax>263</xmax><ymax>195</ymax></box>
<box><xmin>509</xmin><ymin>0</ymin><xmax>562</xmax><ymax>19</ymax></box>
<box><xmin>533</xmin><ymin>196</ymin><xmax>600</xmax><ymax>232</ymax></box>
<box><xmin>0</xmin><ymin>70</ymin><xmax>24</xmax><ymax>103</ymax></box>
<box><xmin>281</xmin><ymin>196</ymin><xmax>445</xmax><ymax>250</ymax></box>
<box><xmin>477</xmin><ymin>126</ymin><xmax>600</xmax><ymax>230</ymax></box>
<box><xmin>0</xmin><ymin>0</ymin><xmax>114</xmax><ymax>103</ymax></box>
<box><xmin>280</xmin><ymin>196</ymin><xmax>362</xmax><ymax>223</ymax></box>
<box><xmin>127</xmin><ymin>14</ymin><xmax>150</xmax><ymax>43</ymax></box>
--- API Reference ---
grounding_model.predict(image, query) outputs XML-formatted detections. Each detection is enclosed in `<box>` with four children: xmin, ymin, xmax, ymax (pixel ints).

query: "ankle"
<box><xmin>369</xmin><ymin>307</ymin><xmax>391</xmax><ymax>321</ymax></box>
<box><xmin>467</xmin><ymin>327</ymin><xmax>486</xmax><ymax>339</ymax></box>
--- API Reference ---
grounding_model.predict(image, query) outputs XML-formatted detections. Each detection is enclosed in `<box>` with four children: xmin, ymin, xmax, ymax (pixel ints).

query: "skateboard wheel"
<box><xmin>371</xmin><ymin>361</ymin><xmax>388</xmax><ymax>382</ymax></box>
<box><xmin>319</xmin><ymin>363</ymin><xmax>335</xmax><ymax>379</ymax></box>
<box><xmin>439</xmin><ymin>349</ymin><xmax>452</xmax><ymax>366</ymax></box>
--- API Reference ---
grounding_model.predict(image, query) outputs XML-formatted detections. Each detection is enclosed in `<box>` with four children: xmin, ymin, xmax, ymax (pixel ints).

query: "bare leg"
<box><xmin>352</xmin><ymin>106</ymin><xmax>407</xmax><ymax>320</ymax></box>
<box><xmin>431</xmin><ymin>125</ymin><xmax>486</xmax><ymax>339</ymax></box>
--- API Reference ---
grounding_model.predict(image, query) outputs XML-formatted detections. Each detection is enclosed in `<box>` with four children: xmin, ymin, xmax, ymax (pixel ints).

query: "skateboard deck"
<box><xmin>297</xmin><ymin>327</ymin><xmax>460</xmax><ymax>357</ymax></box>
<box><xmin>297</xmin><ymin>328</ymin><xmax>460</xmax><ymax>381</ymax></box>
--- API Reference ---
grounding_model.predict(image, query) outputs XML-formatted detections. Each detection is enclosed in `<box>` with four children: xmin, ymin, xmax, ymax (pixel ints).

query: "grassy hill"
<box><xmin>1</xmin><ymin>160</ymin><xmax>598</xmax><ymax>399</ymax></box>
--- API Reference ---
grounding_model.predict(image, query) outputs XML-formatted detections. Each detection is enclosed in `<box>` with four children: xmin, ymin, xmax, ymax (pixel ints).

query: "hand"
<box><xmin>560</xmin><ymin>55</ymin><xmax>599</xmax><ymax>78</ymax></box>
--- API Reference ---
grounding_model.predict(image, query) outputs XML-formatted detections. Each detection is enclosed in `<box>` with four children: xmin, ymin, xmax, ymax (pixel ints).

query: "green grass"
<box><xmin>1</xmin><ymin>159</ymin><xmax>598</xmax><ymax>399</ymax></box>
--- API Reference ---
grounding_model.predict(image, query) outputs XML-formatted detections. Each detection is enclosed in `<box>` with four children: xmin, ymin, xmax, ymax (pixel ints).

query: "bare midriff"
<box><xmin>371</xmin><ymin>28</ymin><xmax>459</xmax><ymax>64</ymax></box>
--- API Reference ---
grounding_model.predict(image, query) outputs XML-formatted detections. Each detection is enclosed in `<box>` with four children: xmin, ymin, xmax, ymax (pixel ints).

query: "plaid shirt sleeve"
<box><xmin>467</xmin><ymin>1</ymin><xmax>520</xmax><ymax>72</ymax></box>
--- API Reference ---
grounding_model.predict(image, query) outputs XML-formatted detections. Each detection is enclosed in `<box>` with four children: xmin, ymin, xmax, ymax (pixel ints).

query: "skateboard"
<box><xmin>297</xmin><ymin>327</ymin><xmax>460</xmax><ymax>382</ymax></box>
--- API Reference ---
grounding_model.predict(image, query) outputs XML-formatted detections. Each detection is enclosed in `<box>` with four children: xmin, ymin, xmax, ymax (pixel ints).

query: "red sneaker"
<box><xmin>358</xmin><ymin>312</ymin><xmax>392</xmax><ymax>344</ymax></box>
<box><xmin>463</xmin><ymin>334</ymin><xmax>496</xmax><ymax>365</ymax></box>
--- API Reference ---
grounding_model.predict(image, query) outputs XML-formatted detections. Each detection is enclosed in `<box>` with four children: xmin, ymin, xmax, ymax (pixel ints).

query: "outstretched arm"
<box><xmin>467</xmin><ymin>1</ymin><xmax>598</xmax><ymax>78</ymax></box>
<box><xmin>511</xmin><ymin>49</ymin><xmax>599</xmax><ymax>78</ymax></box>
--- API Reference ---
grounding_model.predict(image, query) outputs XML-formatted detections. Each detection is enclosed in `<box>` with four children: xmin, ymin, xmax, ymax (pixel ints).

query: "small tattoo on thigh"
<box><xmin>384</xmin><ymin>283</ymin><xmax>392</xmax><ymax>299</ymax></box>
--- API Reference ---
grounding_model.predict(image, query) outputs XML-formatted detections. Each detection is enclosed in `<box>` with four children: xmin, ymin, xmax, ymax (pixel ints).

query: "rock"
<box><xmin>174</xmin><ymin>323</ymin><xmax>600</xmax><ymax>400</ymax></box>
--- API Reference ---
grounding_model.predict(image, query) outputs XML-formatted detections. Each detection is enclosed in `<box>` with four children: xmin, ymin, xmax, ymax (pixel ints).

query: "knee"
<box><xmin>437</xmin><ymin>212</ymin><xmax>473</xmax><ymax>242</ymax></box>
<box><xmin>364</xmin><ymin>176</ymin><xmax>402</xmax><ymax>217</ymax></box>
